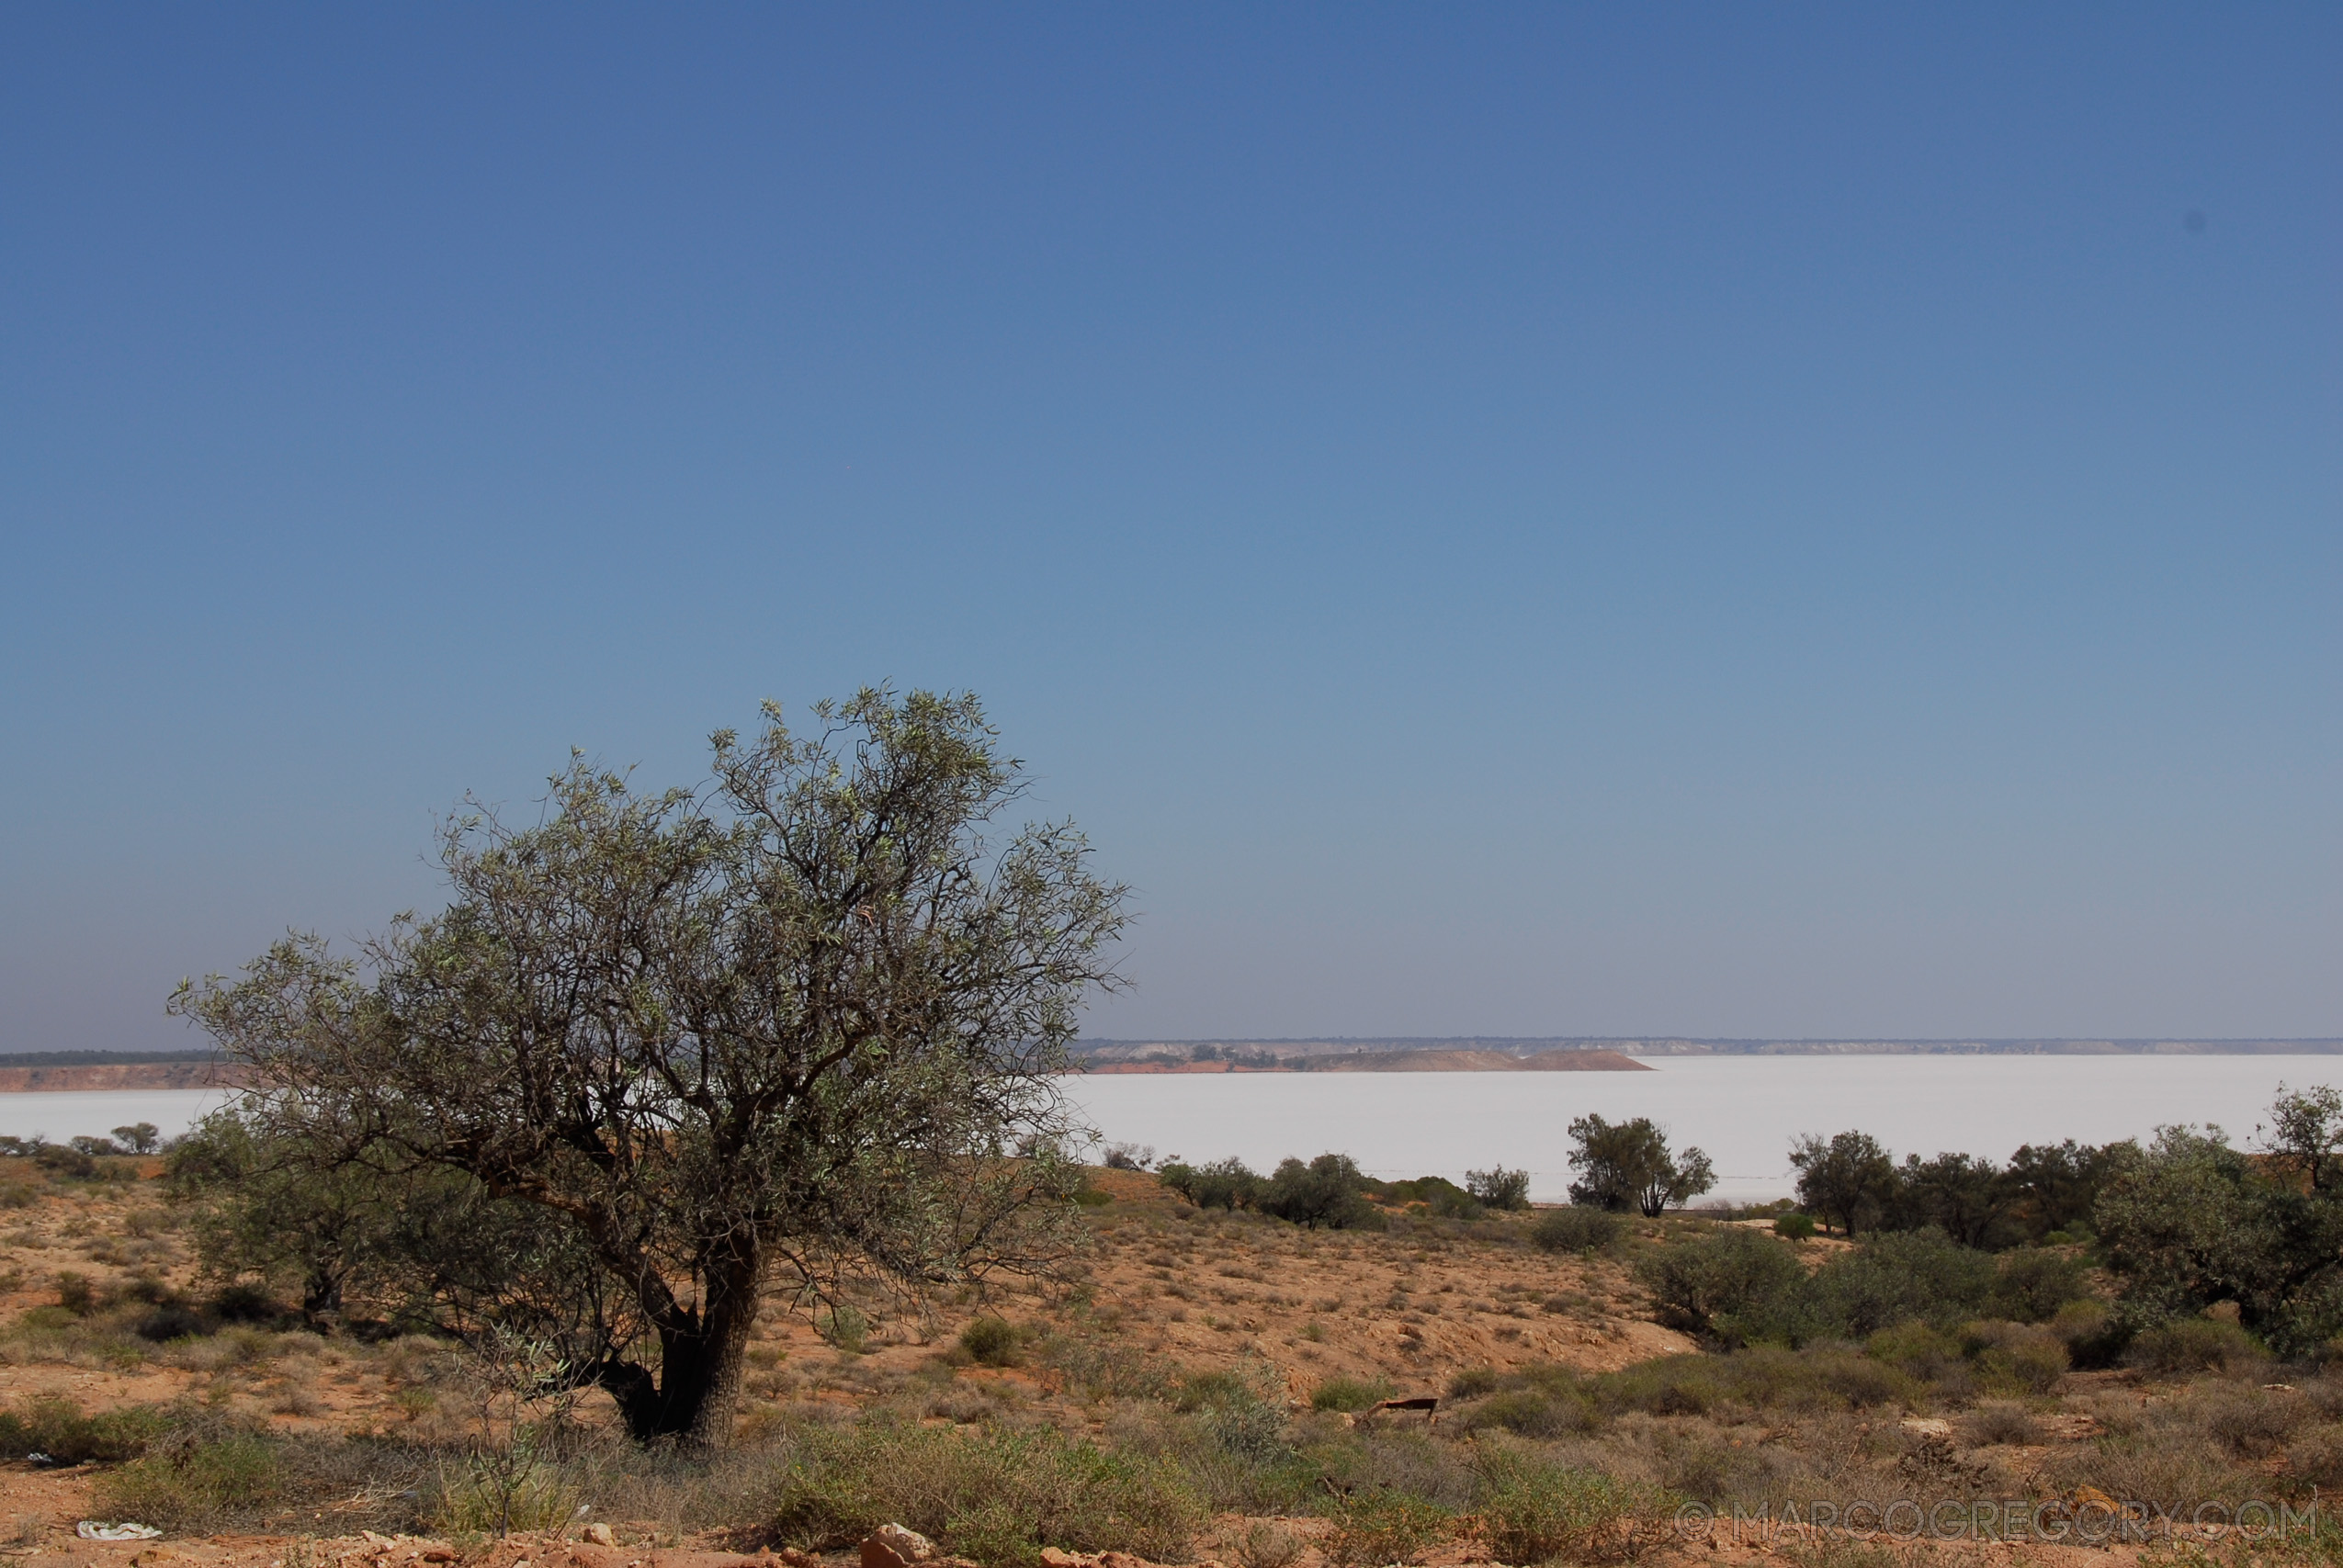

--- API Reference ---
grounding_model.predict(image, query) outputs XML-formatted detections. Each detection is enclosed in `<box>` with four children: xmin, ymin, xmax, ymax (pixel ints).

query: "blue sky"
<box><xmin>3</xmin><ymin>6</ymin><xmax>2337</xmax><ymax>1050</ymax></box>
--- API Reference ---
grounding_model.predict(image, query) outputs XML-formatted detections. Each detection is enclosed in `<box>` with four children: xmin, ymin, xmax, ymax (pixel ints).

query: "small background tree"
<box><xmin>1566</xmin><ymin>1115</ymin><xmax>1715</xmax><ymax>1216</ymax></box>
<box><xmin>1789</xmin><ymin>1131</ymin><xmax>1896</xmax><ymax>1236</ymax></box>
<box><xmin>1466</xmin><ymin>1167</ymin><xmax>1532</xmax><ymax>1211</ymax></box>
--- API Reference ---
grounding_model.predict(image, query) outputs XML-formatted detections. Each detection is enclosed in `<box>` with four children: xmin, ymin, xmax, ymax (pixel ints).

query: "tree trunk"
<box><xmin>601</xmin><ymin>1256</ymin><xmax>764</xmax><ymax>1450</ymax></box>
<box><xmin>302</xmin><ymin>1266</ymin><xmax>345</xmax><ymax>1329</ymax></box>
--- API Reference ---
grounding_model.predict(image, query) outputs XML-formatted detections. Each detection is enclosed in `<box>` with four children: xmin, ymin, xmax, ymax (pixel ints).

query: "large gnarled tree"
<box><xmin>174</xmin><ymin>690</ymin><xmax>1126</xmax><ymax>1449</ymax></box>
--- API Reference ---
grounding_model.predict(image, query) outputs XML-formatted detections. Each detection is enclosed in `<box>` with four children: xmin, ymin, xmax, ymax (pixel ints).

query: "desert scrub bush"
<box><xmin>95</xmin><ymin>1418</ymin><xmax>428</xmax><ymax>1536</ymax></box>
<box><xmin>1449</xmin><ymin>1367</ymin><xmax>1507</xmax><ymax>1399</ymax></box>
<box><xmin>1636</xmin><ymin>1229</ymin><xmax>1805</xmax><ymax>1346</ymax></box>
<box><xmin>1459</xmin><ymin>1387</ymin><xmax>1601</xmax><ymax>1438</ymax></box>
<box><xmin>1589</xmin><ymin>1347</ymin><xmax>1912</xmax><ymax>1417</ymax></box>
<box><xmin>1466</xmin><ymin>1167</ymin><xmax>1533</xmax><ymax>1212</ymax></box>
<box><xmin>1986</xmin><ymin>1247</ymin><xmax>2094</xmax><ymax>1323</ymax></box>
<box><xmin>93</xmin><ymin>1426</ymin><xmax>283</xmax><ymax>1532</ymax></box>
<box><xmin>768</xmin><ymin>1421</ymin><xmax>1203</xmax><ymax>1566</ymax></box>
<box><xmin>2179</xmin><ymin>1382</ymin><xmax>2313</xmax><ymax>1458</ymax></box>
<box><xmin>1462</xmin><ymin>1452</ymin><xmax>1668</xmax><ymax>1556</ymax></box>
<box><xmin>0</xmin><ymin>1397</ymin><xmax>167</xmax><ymax>1462</ymax></box>
<box><xmin>1309</xmin><ymin>1428</ymin><xmax>1477</xmax><ymax>1512</ymax></box>
<box><xmin>2050</xmin><ymin>1299</ymin><xmax>2134</xmax><ymax>1369</ymax></box>
<box><xmin>2282</xmin><ymin>1424</ymin><xmax>2343</xmax><ymax>1491</ymax></box>
<box><xmin>1773</xmin><ymin>1212</ymin><xmax>1817</xmax><ymax>1238</ymax></box>
<box><xmin>1321</xmin><ymin>1490</ymin><xmax>1451</xmax><ymax>1568</ymax></box>
<box><xmin>1259</xmin><ymin>1155</ymin><xmax>1384</xmax><ymax>1231</ymax></box>
<box><xmin>2126</xmin><ymin>1317</ymin><xmax>2266</xmax><ymax>1376</ymax></box>
<box><xmin>53</xmin><ymin>1271</ymin><xmax>96</xmax><ymax>1314</ymax></box>
<box><xmin>1234</xmin><ymin>1520</ymin><xmax>1302</xmax><ymax>1568</ymax></box>
<box><xmin>1309</xmin><ymin>1376</ymin><xmax>1395</xmax><ymax>1413</ymax></box>
<box><xmin>1176</xmin><ymin>1364</ymin><xmax>1290</xmax><ymax>1466</ymax></box>
<box><xmin>134</xmin><ymin>1304</ymin><xmax>210</xmax><ymax>1343</ymax></box>
<box><xmin>2048</xmin><ymin>1433</ymin><xmax>2263</xmax><ymax>1514</ymax></box>
<box><xmin>1532</xmin><ymin>1207</ymin><xmax>1622</xmax><ymax>1255</ymax></box>
<box><xmin>1803</xmin><ymin>1230</ymin><xmax>1995</xmax><ymax>1339</ymax></box>
<box><xmin>959</xmin><ymin>1316</ymin><xmax>1021</xmax><ymax>1367</ymax></box>
<box><xmin>1862</xmin><ymin>1324</ymin><xmax>1967</xmax><ymax>1392</ymax></box>
<box><xmin>432</xmin><ymin>1455</ymin><xmax>580</xmax><ymax>1537</ymax></box>
<box><xmin>1961</xmin><ymin>1402</ymin><xmax>2042</xmax><ymax>1446</ymax></box>
<box><xmin>1158</xmin><ymin>1159</ymin><xmax>1262</xmax><ymax>1213</ymax></box>
<box><xmin>1041</xmin><ymin>1336</ymin><xmax>1171</xmax><ymax>1403</ymax></box>
<box><xmin>1960</xmin><ymin>1321</ymin><xmax>2069</xmax><ymax>1394</ymax></box>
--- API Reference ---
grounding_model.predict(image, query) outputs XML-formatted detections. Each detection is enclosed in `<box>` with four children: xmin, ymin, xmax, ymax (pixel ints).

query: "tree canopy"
<box><xmin>171</xmin><ymin>689</ymin><xmax>1126</xmax><ymax>1450</ymax></box>
<box><xmin>1565</xmin><ymin>1114</ymin><xmax>1715</xmax><ymax>1216</ymax></box>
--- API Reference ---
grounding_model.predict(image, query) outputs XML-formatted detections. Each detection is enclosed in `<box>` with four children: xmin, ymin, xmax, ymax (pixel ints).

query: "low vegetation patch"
<box><xmin>768</xmin><ymin>1422</ymin><xmax>1204</xmax><ymax>1567</ymax></box>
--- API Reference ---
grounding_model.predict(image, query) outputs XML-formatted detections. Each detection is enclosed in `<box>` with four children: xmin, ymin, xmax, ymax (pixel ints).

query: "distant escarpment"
<box><xmin>1082</xmin><ymin>1046</ymin><xmax>1649</xmax><ymax>1074</ymax></box>
<box><xmin>0</xmin><ymin>1060</ymin><xmax>250</xmax><ymax>1093</ymax></box>
<box><xmin>1302</xmin><ymin>1047</ymin><xmax>1649</xmax><ymax>1072</ymax></box>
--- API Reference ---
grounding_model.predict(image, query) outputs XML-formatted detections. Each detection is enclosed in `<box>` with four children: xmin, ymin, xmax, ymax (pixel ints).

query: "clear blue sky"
<box><xmin>3</xmin><ymin>6</ymin><xmax>2336</xmax><ymax>1051</ymax></box>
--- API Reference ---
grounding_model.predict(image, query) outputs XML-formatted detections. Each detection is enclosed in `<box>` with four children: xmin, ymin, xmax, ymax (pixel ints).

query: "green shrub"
<box><xmin>1472</xmin><ymin>1450</ymin><xmax>1661</xmax><ymax>1566</ymax></box>
<box><xmin>432</xmin><ymin>1457</ymin><xmax>580</xmax><ymax>1537</ymax></box>
<box><xmin>1309</xmin><ymin>1376</ymin><xmax>1394</xmax><ymax>1414</ymax></box>
<box><xmin>34</xmin><ymin>1145</ymin><xmax>96</xmax><ymax>1180</ymax></box>
<box><xmin>2126</xmin><ymin>1316</ymin><xmax>2264</xmax><ymax>1375</ymax></box>
<box><xmin>1466</xmin><ymin>1168</ymin><xmax>1533</xmax><ymax>1212</ymax></box>
<box><xmin>1805</xmin><ymin>1348</ymin><xmax>1914</xmax><ymax>1408</ymax></box>
<box><xmin>1041</xmin><ymin>1336</ymin><xmax>1172</xmax><ymax>1403</ymax></box>
<box><xmin>135</xmin><ymin>1306</ymin><xmax>209</xmax><ymax>1342</ymax></box>
<box><xmin>1802</xmin><ymin>1228</ymin><xmax>1994</xmax><ymax>1339</ymax></box>
<box><xmin>1597</xmin><ymin>1357</ymin><xmax>1726</xmax><ymax>1416</ymax></box>
<box><xmin>91</xmin><ymin>1429</ymin><xmax>281</xmax><ymax>1532</ymax></box>
<box><xmin>0</xmin><ymin>1398</ymin><xmax>168</xmax><ymax>1463</ymax></box>
<box><xmin>769</xmin><ymin>1422</ymin><xmax>1203</xmax><ymax>1566</ymax></box>
<box><xmin>1773</xmin><ymin>1212</ymin><xmax>1817</xmax><ymax>1239</ymax></box>
<box><xmin>1460</xmin><ymin>1389</ymin><xmax>1597</xmax><ymax>1438</ymax></box>
<box><xmin>53</xmin><ymin>1272</ymin><xmax>96</xmax><ymax>1315</ymax></box>
<box><xmin>1865</xmin><ymin>1322</ymin><xmax>1964</xmax><ymax>1382</ymax></box>
<box><xmin>1447</xmin><ymin>1367</ymin><xmax>1506</xmax><ymax>1400</ymax></box>
<box><xmin>1373</xmin><ymin>1177</ymin><xmax>1483</xmax><ymax>1219</ymax></box>
<box><xmin>1322</xmin><ymin>1490</ymin><xmax>1451</xmax><ymax>1568</ymax></box>
<box><xmin>1636</xmin><ymin>1229</ymin><xmax>1805</xmax><ymax>1346</ymax></box>
<box><xmin>1259</xmin><ymin>1155</ymin><xmax>1382</xmax><ymax>1230</ymax></box>
<box><xmin>2050</xmin><ymin>1298</ymin><xmax>2133</xmax><ymax>1368</ymax></box>
<box><xmin>944</xmin><ymin>1501</ymin><xmax>1046</xmax><ymax>1568</ymax></box>
<box><xmin>1986</xmin><ymin>1247</ymin><xmax>2093</xmax><ymax>1323</ymax></box>
<box><xmin>1176</xmin><ymin>1365</ymin><xmax>1289</xmax><ymax>1463</ymax></box>
<box><xmin>1157</xmin><ymin>1158</ymin><xmax>1261</xmax><ymax>1212</ymax></box>
<box><xmin>1962</xmin><ymin>1321</ymin><xmax>2070</xmax><ymax>1393</ymax></box>
<box><xmin>820</xmin><ymin>1303</ymin><xmax>868</xmax><ymax>1352</ymax></box>
<box><xmin>960</xmin><ymin>1316</ymin><xmax>1021</xmax><ymax>1367</ymax></box>
<box><xmin>207</xmin><ymin>1283</ymin><xmax>282</xmax><ymax>1324</ymax></box>
<box><xmin>1530</xmin><ymin>1207</ymin><xmax>1622</xmax><ymax>1254</ymax></box>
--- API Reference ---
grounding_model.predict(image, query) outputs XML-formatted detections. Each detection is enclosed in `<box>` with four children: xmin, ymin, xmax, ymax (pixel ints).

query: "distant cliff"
<box><xmin>1312</xmin><ymin>1047</ymin><xmax>1651</xmax><ymax>1073</ymax></box>
<box><xmin>1077</xmin><ymin>1036</ymin><xmax>2343</xmax><ymax>1063</ymax></box>
<box><xmin>1081</xmin><ymin>1047</ymin><xmax>1649</xmax><ymax>1074</ymax></box>
<box><xmin>0</xmin><ymin>1060</ymin><xmax>249</xmax><ymax>1093</ymax></box>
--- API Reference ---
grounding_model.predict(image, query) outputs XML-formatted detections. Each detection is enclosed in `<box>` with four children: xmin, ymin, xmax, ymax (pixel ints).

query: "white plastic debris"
<box><xmin>78</xmin><ymin>1522</ymin><xmax>164</xmax><ymax>1540</ymax></box>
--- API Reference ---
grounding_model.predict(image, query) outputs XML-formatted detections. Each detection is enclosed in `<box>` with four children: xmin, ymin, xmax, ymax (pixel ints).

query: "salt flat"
<box><xmin>1066</xmin><ymin>1053</ymin><xmax>2343</xmax><ymax>1203</ymax></box>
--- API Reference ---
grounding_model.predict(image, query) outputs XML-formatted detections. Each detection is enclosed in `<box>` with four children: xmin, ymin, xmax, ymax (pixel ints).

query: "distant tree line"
<box><xmin>1785</xmin><ymin>1130</ymin><xmax>2115</xmax><ymax>1247</ymax></box>
<box><xmin>1646</xmin><ymin>1085</ymin><xmax>2343</xmax><ymax>1363</ymax></box>
<box><xmin>1154</xmin><ymin>1155</ymin><xmax>1533</xmax><ymax>1226</ymax></box>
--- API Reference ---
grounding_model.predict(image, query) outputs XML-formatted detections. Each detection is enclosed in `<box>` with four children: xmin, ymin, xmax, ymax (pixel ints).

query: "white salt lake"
<box><xmin>1062</xmin><ymin>1055</ymin><xmax>2343</xmax><ymax>1204</ymax></box>
<box><xmin>9</xmin><ymin>1055</ymin><xmax>2342</xmax><ymax>1207</ymax></box>
<box><xmin>0</xmin><ymin>1089</ymin><xmax>231</xmax><ymax>1145</ymax></box>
